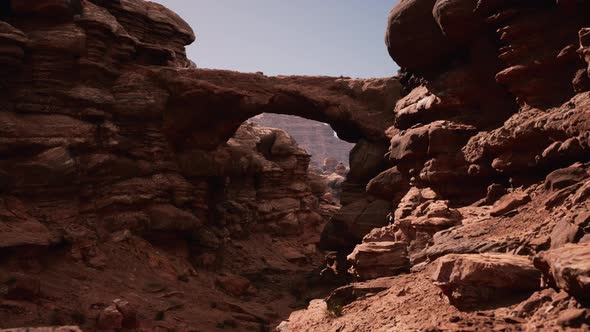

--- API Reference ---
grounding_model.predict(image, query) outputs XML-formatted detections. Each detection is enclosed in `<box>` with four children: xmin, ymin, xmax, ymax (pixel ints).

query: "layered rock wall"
<box><xmin>0</xmin><ymin>0</ymin><xmax>401</xmax><ymax>330</ymax></box>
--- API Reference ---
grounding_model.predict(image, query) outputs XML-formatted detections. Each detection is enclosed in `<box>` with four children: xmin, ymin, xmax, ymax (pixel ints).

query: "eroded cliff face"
<box><xmin>0</xmin><ymin>0</ymin><xmax>402</xmax><ymax>330</ymax></box>
<box><xmin>283</xmin><ymin>0</ymin><xmax>590</xmax><ymax>331</ymax></box>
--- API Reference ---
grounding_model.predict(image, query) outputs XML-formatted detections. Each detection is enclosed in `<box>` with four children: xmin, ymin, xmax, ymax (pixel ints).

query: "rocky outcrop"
<box><xmin>383</xmin><ymin>0</ymin><xmax>590</xmax><ymax>205</ymax></box>
<box><xmin>283</xmin><ymin>0</ymin><xmax>590</xmax><ymax>330</ymax></box>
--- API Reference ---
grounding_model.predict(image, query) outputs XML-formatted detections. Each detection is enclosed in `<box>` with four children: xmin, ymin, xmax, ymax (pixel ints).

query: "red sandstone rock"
<box><xmin>489</xmin><ymin>191</ymin><xmax>531</xmax><ymax>216</ymax></box>
<box><xmin>215</xmin><ymin>274</ymin><xmax>252</xmax><ymax>297</ymax></box>
<box><xmin>284</xmin><ymin>0</ymin><xmax>590</xmax><ymax>329</ymax></box>
<box><xmin>366</xmin><ymin>167</ymin><xmax>408</xmax><ymax>201</ymax></box>
<box><xmin>551</xmin><ymin>219</ymin><xmax>583</xmax><ymax>249</ymax></box>
<box><xmin>432</xmin><ymin>0</ymin><xmax>481</xmax><ymax>44</ymax></box>
<box><xmin>386</xmin><ymin>0</ymin><xmax>453</xmax><ymax>71</ymax></box>
<box><xmin>146</xmin><ymin>204</ymin><xmax>202</xmax><ymax>232</ymax></box>
<box><xmin>545</xmin><ymin>165</ymin><xmax>590</xmax><ymax>191</ymax></box>
<box><xmin>0</xmin><ymin>197</ymin><xmax>59</xmax><ymax>248</ymax></box>
<box><xmin>534</xmin><ymin>243</ymin><xmax>590</xmax><ymax>301</ymax></box>
<box><xmin>347</xmin><ymin>241</ymin><xmax>410</xmax><ymax>280</ymax></box>
<box><xmin>113</xmin><ymin>298</ymin><xmax>138</xmax><ymax>329</ymax></box>
<box><xmin>362</xmin><ymin>224</ymin><xmax>397</xmax><ymax>243</ymax></box>
<box><xmin>432</xmin><ymin>253</ymin><xmax>541</xmax><ymax>309</ymax></box>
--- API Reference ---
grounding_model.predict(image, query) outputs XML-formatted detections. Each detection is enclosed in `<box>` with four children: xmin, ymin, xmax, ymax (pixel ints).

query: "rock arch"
<box><xmin>154</xmin><ymin>68</ymin><xmax>401</xmax><ymax>151</ymax></box>
<box><xmin>0</xmin><ymin>4</ymin><xmax>405</xmax><ymax>328</ymax></box>
<box><xmin>148</xmin><ymin>69</ymin><xmax>404</xmax><ymax>250</ymax></box>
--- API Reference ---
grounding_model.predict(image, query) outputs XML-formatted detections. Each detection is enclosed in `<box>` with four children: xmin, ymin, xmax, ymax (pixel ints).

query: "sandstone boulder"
<box><xmin>362</xmin><ymin>224</ymin><xmax>397</xmax><ymax>243</ymax></box>
<box><xmin>113</xmin><ymin>298</ymin><xmax>138</xmax><ymax>329</ymax></box>
<box><xmin>216</xmin><ymin>274</ymin><xmax>252</xmax><ymax>297</ymax></box>
<box><xmin>557</xmin><ymin>308</ymin><xmax>589</xmax><ymax>328</ymax></box>
<box><xmin>393</xmin><ymin>189</ymin><xmax>462</xmax><ymax>260</ymax></box>
<box><xmin>432</xmin><ymin>0</ymin><xmax>481</xmax><ymax>44</ymax></box>
<box><xmin>347</xmin><ymin>241</ymin><xmax>410</xmax><ymax>280</ymax></box>
<box><xmin>550</xmin><ymin>219</ymin><xmax>583</xmax><ymax>249</ymax></box>
<box><xmin>390</xmin><ymin>121</ymin><xmax>477</xmax><ymax>164</ymax></box>
<box><xmin>386</xmin><ymin>0</ymin><xmax>453</xmax><ymax>71</ymax></box>
<box><xmin>534</xmin><ymin>243</ymin><xmax>590</xmax><ymax>301</ymax></box>
<box><xmin>432</xmin><ymin>253</ymin><xmax>541</xmax><ymax>309</ymax></box>
<box><xmin>489</xmin><ymin>191</ymin><xmax>531</xmax><ymax>216</ymax></box>
<box><xmin>545</xmin><ymin>164</ymin><xmax>589</xmax><ymax>191</ymax></box>
<box><xmin>394</xmin><ymin>187</ymin><xmax>438</xmax><ymax>221</ymax></box>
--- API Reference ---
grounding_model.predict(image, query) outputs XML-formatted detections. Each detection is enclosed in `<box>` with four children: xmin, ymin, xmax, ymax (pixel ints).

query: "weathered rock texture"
<box><xmin>250</xmin><ymin>113</ymin><xmax>355</xmax><ymax>168</ymax></box>
<box><xmin>0</xmin><ymin>0</ymin><xmax>401</xmax><ymax>330</ymax></box>
<box><xmin>534</xmin><ymin>243</ymin><xmax>590</xmax><ymax>301</ymax></box>
<box><xmin>282</xmin><ymin>0</ymin><xmax>590</xmax><ymax>331</ymax></box>
<box><xmin>431</xmin><ymin>253</ymin><xmax>541</xmax><ymax>309</ymax></box>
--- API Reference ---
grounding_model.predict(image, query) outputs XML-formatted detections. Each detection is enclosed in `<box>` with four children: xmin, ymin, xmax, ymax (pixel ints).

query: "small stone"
<box><xmin>490</xmin><ymin>192</ymin><xmax>531</xmax><ymax>216</ymax></box>
<box><xmin>97</xmin><ymin>304</ymin><xmax>123</xmax><ymax>329</ymax></box>
<box><xmin>557</xmin><ymin>308</ymin><xmax>587</xmax><ymax>327</ymax></box>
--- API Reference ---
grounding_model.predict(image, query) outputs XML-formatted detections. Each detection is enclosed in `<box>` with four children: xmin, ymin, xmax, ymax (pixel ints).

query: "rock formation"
<box><xmin>2</xmin><ymin>0</ymin><xmax>590</xmax><ymax>331</ymax></box>
<box><xmin>0</xmin><ymin>0</ymin><xmax>403</xmax><ymax>330</ymax></box>
<box><xmin>282</xmin><ymin>0</ymin><xmax>590</xmax><ymax>331</ymax></box>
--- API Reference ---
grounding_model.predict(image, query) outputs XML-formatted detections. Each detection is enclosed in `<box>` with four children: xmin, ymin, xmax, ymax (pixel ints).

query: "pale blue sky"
<box><xmin>152</xmin><ymin>1</ymin><xmax>399</xmax><ymax>78</ymax></box>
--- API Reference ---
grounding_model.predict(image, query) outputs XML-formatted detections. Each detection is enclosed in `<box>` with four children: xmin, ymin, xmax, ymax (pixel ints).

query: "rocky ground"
<box><xmin>1</xmin><ymin>0</ymin><xmax>590</xmax><ymax>331</ymax></box>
